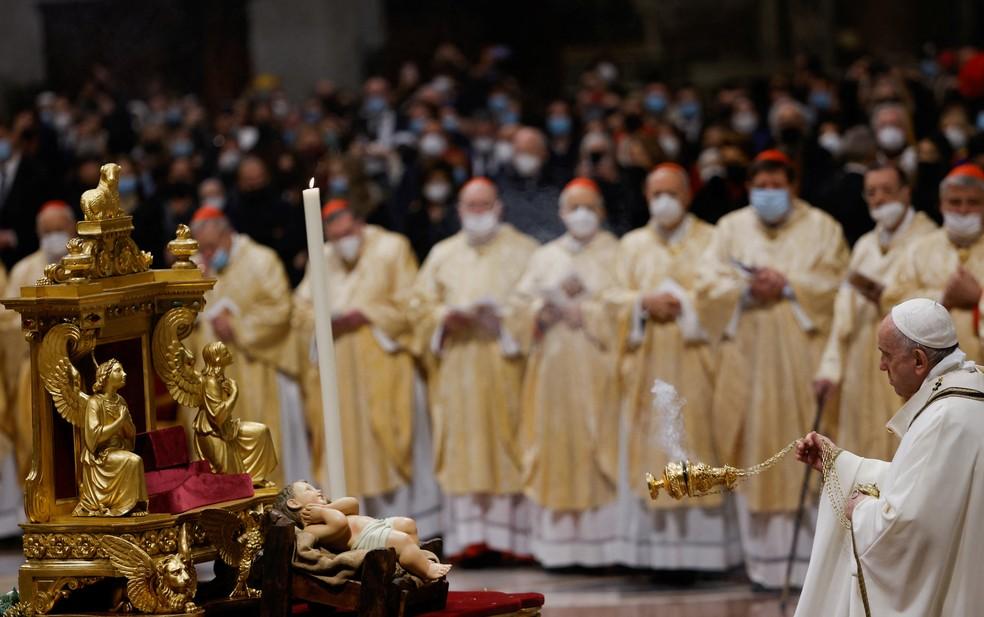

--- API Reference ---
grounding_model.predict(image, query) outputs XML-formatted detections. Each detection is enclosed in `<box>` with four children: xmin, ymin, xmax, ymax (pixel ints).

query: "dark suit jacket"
<box><xmin>0</xmin><ymin>155</ymin><xmax>51</xmax><ymax>269</ymax></box>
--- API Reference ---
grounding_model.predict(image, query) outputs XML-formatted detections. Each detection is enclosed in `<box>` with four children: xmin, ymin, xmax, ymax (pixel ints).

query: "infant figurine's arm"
<box><xmin>326</xmin><ymin>497</ymin><xmax>360</xmax><ymax>516</ymax></box>
<box><xmin>301</xmin><ymin>505</ymin><xmax>352</xmax><ymax>552</ymax></box>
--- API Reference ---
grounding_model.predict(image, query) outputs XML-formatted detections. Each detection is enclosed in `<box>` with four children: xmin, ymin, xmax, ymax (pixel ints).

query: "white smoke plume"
<box><xmin>651</xmin><ymin>379</ymin><xmax>692</xmax><ymax>461</ymax></box>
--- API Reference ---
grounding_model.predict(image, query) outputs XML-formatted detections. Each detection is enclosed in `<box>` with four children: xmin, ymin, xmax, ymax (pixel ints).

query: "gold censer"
<box><xmin>647</xmin><ymin>441</ymin><xmax>797</xmax><ymax>500</ymax></box>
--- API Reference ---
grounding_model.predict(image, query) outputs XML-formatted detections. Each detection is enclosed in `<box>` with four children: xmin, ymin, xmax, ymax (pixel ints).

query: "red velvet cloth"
<box><xmin>136</xmin><ymin>426</ymin><xmax>189</xmax><ymax>471</ymax></box>
<box><xmin>289</xmin><ymin>592</ymin><xmax>544</xmax><ymax>616</ymax></box>
<box><xmin>137</xmin><ymin>428</ymin><xmax>255</xmax><ymax>514</ymax></box>
<box><xmin>415</xmin><ymin>591</ymin><xmax>544</xmax><ymax>617</ymax></box>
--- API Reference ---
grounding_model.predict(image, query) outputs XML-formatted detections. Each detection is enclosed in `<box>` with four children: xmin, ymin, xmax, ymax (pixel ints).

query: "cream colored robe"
<box><xmin>190</xmin><ymin>234</ymin><xmax>296</xmax><ymax>483</ymax></box>
<box><xmin>883</xmin><ymin>229</ymin><xmax>984</xmax><ymax>361</ymax></box>
<box><xmin>816</xmin><ymin>211</ymin><xmax>937</xmax><ymax>462</ymax></box>
<box><xmin>696</xmin><ymin>200</ymin><xmax>849</xmax><ymax>512</ymax></box>
<box><xmin>797</xmin><ymin>350</ymin><xmax>984</xmax><ymax>616</ymax></box>
<box><xmin>510</xmin><ymin>232</ymin><xmax>618</xmax><ymax>511</ymax></box>
<box><xmin>611</xmin><ymin>216</ymin><xmax>721</xmax><ymax>507</ymax></box>
<box><xmin>409</xmin><ymin>225</ymin><xmax>538</xmax><ymax>495</ymax></box>
<box><xmin>1</xmin><ymin>252</ymin><xmax>39</xmax><ymax>479</ymax></box>
<box><xmin>293</xmin><ymin>225</ymin><xmax>419</xmax><ymax>498</ymax></box>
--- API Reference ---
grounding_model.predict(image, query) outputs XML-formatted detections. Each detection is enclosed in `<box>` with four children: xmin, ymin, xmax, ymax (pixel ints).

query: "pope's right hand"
<box><xmin>795</xmin><ymin>431</ymin><xmax>835</xmax><ymax>473</ymax></box>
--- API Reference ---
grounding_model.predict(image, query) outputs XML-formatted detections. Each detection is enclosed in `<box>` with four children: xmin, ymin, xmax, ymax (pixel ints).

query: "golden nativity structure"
<box><xmin>0</xmin><ymin>163</ymin><xmax>279</xmax><ymax>616</ymax></box>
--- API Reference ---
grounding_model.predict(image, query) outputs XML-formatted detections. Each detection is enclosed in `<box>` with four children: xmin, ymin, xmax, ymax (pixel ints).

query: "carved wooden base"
<box><xmin>15</xmin><ymin>490</ymin><xmax>275</xmax><ymax>615</ymax></box>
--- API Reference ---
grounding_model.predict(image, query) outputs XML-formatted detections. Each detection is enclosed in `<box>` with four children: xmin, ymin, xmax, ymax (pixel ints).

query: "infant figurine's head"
<box><xmin>273</xmin><ymin>480</ymin><xmax>327</xmax><ymax>527</ymax></box>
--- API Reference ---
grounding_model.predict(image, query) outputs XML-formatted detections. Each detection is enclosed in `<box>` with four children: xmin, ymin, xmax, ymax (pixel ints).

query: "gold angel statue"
<box><xmin>199</xmin><ymin>508</ymin><xmax>264</xmax><ymax>599</ymax></box>
<box><xmin>153</xmin><ymin>307</ymin><xmax>278</xmax><ymax>486</ymax></box>
<box><xmin>101</xmin><ymin>533</ymin><xmax>198</xmax><ymax>613</ymax></box>
<box><xmin>40</xmin><ymin>324</ymin><xmax>148</xmax><ymax>517</ymax></box>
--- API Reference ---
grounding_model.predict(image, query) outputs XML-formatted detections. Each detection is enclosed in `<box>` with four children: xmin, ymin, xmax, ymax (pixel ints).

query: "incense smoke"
<box><xmin>651</xmin><ymin>379</ymin><xmax>692</xmax><ymax>461</ymax></box>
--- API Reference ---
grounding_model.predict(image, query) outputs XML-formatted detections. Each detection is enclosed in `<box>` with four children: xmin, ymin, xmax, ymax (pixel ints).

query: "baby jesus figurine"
<box><xmin>274</xmin><ymin>481</ymin><xmax>452</xmax><ymax>581</ymax></box>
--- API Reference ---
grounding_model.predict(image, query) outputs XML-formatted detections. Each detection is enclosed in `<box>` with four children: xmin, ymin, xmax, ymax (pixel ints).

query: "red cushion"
<box><xmin>146</xmin><ymin>463</ymin><xmax>254</xmax><ymax>514</ymax></box>
<box><xmin>136</xmin><ymin>427</ymin><xmax>190</xmax><ymax>471</ymax></box>
<box><xmin>415</xmin><ymin>591</ymin><xmax>524</xmax><ymax>617</ymax></box>
<box><xmin>510</xmin><ymin>593</ymin><xmax>544</xmax><ymax>608</ymax></box>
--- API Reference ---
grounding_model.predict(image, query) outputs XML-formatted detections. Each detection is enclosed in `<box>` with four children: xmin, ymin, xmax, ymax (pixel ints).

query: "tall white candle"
<box><xmin>301</xmin><ymin>178</ymin><xmax>347</xmax><ymax>498</ymax></box>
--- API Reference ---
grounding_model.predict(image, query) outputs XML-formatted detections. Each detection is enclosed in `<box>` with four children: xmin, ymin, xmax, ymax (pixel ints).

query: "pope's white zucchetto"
<box><xmin>890</xmin><ymin>298</ymin><xmax>958</xmax><ymax>349</ymax></box>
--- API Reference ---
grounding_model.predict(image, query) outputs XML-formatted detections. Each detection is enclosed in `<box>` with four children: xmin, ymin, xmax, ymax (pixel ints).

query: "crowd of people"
<box><xmin>3</xmin><ymin>42</ymin><xmax>984</xmax><ymax>588</ymax></box>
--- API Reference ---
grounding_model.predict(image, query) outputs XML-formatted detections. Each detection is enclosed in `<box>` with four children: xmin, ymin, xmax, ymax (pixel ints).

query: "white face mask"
<box><xmin>731</xmin><ymin>111</ymin><xmax>758</xmax><ymax>135</ymax></box>
<box><xmin>870</xmin><ymin>201</ymin><xmax>907</xmax><ymax>229</ymax></box>
<box><xmin>494</xmin><ymin>141</ymin><xmax>514</xmax><ymax>163</ymax></box>
<box><xmin>562</xmin><ymin>207</ymin><xmax>600</xmax><ymax>240</ymax></box>
<box><xmin>334</xmin><ymin>234</ymin><xmax>362</xmax><ymax>262</ymax></box>
<box><xmin>461</xmin><ymin>211</ymin><xmax>499</xmax><ymax>241</ymax></box>
<box><xmin>649</xmin><ymin>194</ymin><xmax>684</xmax><ymax>227</ymax></box>
<box><xmin>474</xmin><ymin>136</ymin><xmax>494</xmax><ymax>153</ymax></box>
<box><xmin>818</xmin><ymin>132</ymin><xmax>843</xmax><ymax>157</ymax></box>
<box><xmin>41</xmin><ymin>231</ymin><xmax>70</xmax><ymax>263</ymax></box>
<box><xmin>876</xmin><ymin>126</ymin><xmax>906</xmax><ymax>153</ymax></box>
<box><xmin>943</xmin><ymin>211</ymin><xmax>984</xmax><ymax>243</ymax></box>
<box><xmin>419</xmin><ymin>133</ymin><xmax>448</xmax><ymax>157</ymax></box>
<box><xmin>944</xmin><ymin>126</ymin><xmax>968</xmax><ymax>150</ymax></box>
<box><xmin>513</xmin><ymin>152</ymin><xmax>542</xmax><ymax>177</ymax></box>
<box><xmin>658</xmin><ymin>135</ymin><xmax>681</xmax><ymax>159</ymax></box>
<box><xmin>423</xmin><ymin>181</ymin><xmax>452</xmax><ymax>203</ymax></box>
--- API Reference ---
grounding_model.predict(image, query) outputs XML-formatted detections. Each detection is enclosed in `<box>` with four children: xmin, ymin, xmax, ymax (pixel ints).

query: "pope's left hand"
<box><xmin>845</xmin><ymin>489</ymin><xmax>869</xmax><ymax>522</ymax></box>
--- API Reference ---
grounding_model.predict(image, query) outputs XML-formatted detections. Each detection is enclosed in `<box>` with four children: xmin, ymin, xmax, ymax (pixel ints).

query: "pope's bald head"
<box><xmin>645</xmin><ymin>164</ymin><xmax>691</xmax><ymax>203</ymax></box>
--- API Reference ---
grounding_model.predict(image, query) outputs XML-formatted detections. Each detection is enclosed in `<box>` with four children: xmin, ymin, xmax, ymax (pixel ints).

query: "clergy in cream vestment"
<box><xmin>190</xmin><ymin>207</ymin><xmax>308</xmax><ymax>485</ymax></box>
<box><xmin>815</xmin><ymin>164</ymin><xmax>936</xmax><ymax>462</ymax></box>
<box><xmin>696</xmin><ymin>151</ymin><xmax>849</xmax><ymax>587</ymax></box>
<box><xmin>409</xmin><ymin>178</ymin><xmax>538</xmax><ymax>556</ymax></box>
<box><xmin>608</xmin><ymin>164</ymin><xmax>740</xmax><ymax>570</ymax></box>
<box><xmin>509</xmin><ymin>178</ymin><xmax>619</xmax><ymax>566</ymax></box>
<box><xmin>883</xmin><ymin>164</ymin><xmax>984</xmax><ymax>361</ymax></box>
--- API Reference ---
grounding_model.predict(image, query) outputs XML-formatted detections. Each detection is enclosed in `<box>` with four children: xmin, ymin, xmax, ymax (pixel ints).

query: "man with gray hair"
<box><xmin>795</xmin><ymin>298</ymin><xmax>984</xmax><ymax>615</ymax></box>
<box><xmin>884</xmin><ymin>163</ymin><xmax>984</xmax><ymax>360</ymax></box>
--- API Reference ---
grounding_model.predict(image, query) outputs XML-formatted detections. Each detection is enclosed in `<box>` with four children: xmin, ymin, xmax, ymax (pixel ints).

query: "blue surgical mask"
<box><xmin>644</xmin><ymin>93</ymin><xmax>667</xmax><ymax>114</ymax></box>
<box><xmin>547</xmin><ymin>115</ymin><xmax>572</xmax><ymax>136</ymax></box>
<box><xmin>442</xmin><ymin>115</ymin><xmax>460</xmax><ymax>133</ymax></box>
<box><xmin>118</xmin><ymin>175</ymin><xmax>138</xmax><ymax>195</ymax></box>
<box><xmin>330</xmin><ymin>176</ymin><xmax>349</xmax><ymax>195</ymax></box>
<box><xmin>0</xmin><ymin>138</ymin><xmax>11</xmax><ymax>161</ymax></box>
<box><xmin>210</xmin><ymin>247</ymin><xmax>229</xmax><ymax>273</ymax></box>
<box><xmin>809</xmin><ymin>90</ymin><xmax>832</xmax><ymax>111</ymax></box>
<box><xmin>364</xmin><ymin>95</ymin><xmax>387</xmax><ymax>115</ymax></box>
<box><xmin>303</xmin><ymin>109</ymin><xmax>323</xmax><ymax>124</ymax></box>
<box><xmin>678</xmin><ymin>101</ymin><xmax>700</xmax><ymax>120</ymax></box>
<box><xmin>488</xmin><ymin>93</ymin><xmax>510</xmax><ymax>113</ymax></box>
<box><xmin>170</xmin><ymin>140</ymin><xmax>194</xmax><ymax>158</ymax></box>
<box><xmin>750</xmin><ymin>188</ymin><xmax>790</xmax><ymax>224</ymax></box>
<box><xmin>409</xmin><ymin>117</ymin><xmax>426</xmax><ymax>135</ymax></box>
<box><xmin>498</xmin><ymin>110</ymin><xmax>519</xmax><ymax>126</ymax></box>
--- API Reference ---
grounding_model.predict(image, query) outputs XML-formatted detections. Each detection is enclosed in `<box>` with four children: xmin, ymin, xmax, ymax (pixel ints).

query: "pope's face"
<box><xmin>877</xmin><ymin>317</ymin><xmax>928</xmax><ymax>400</ymax></box>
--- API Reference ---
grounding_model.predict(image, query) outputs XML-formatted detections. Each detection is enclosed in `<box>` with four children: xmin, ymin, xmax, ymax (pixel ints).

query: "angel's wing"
<box><xmin>39</xmin><ymin>324</ymin><xmax>91</xmax><ymax>427</ymax></box>
<box><xmin>152</xmin><ymin>307</ymin><xmax>203</xmax><ymax>408</ymax></box>
<box><xmin>101</xmin><ymin>535</ymin><xmax>158</xmax><ymax>613</ymax></box>
<box><xmin>199</xmin><ymin>509</ymin><xmax>243</xmax><ymax>565</ymax></box>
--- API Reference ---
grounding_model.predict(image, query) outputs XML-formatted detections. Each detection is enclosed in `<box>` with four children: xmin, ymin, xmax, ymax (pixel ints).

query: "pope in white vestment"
<box><xmin>796</xmin><ymin>298</ymin><xmax>984</xmax><ymax>616</ymax></box>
